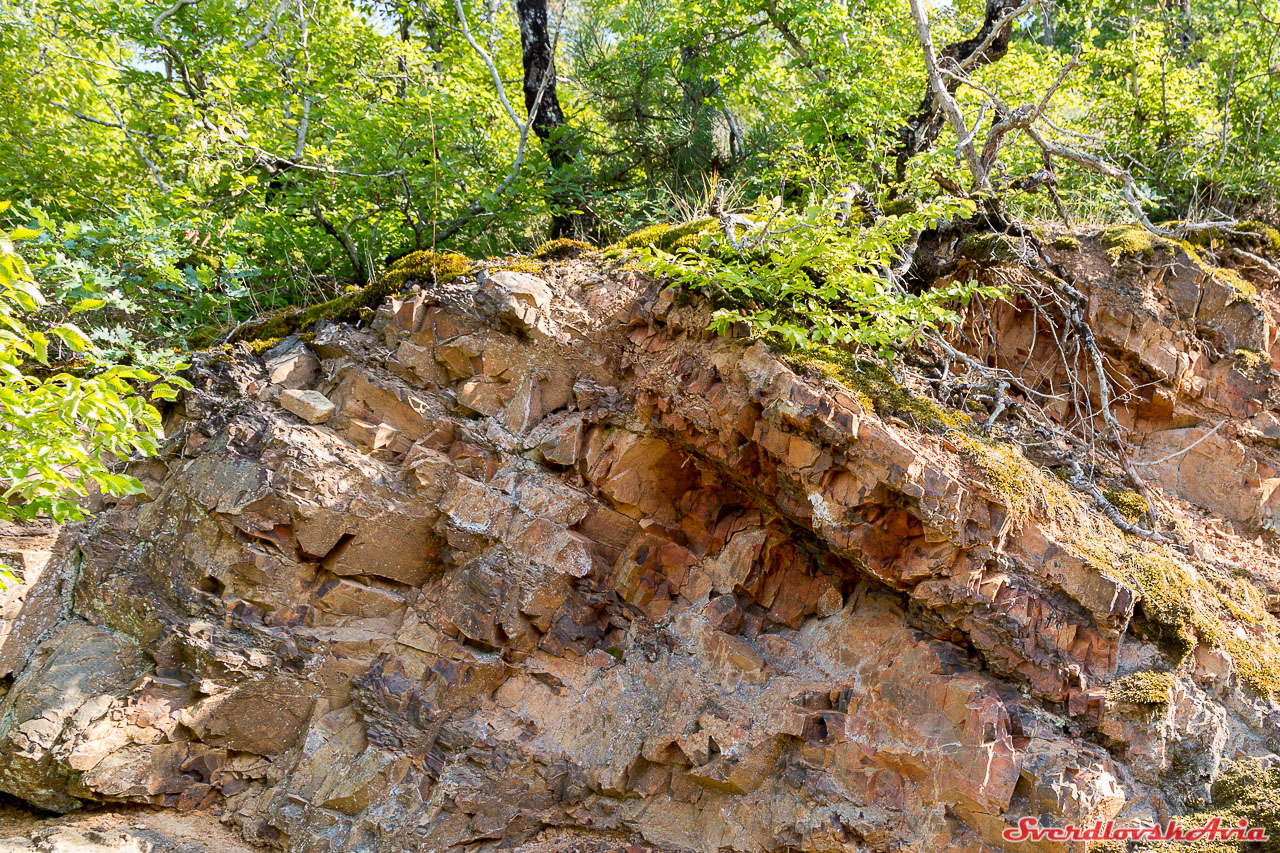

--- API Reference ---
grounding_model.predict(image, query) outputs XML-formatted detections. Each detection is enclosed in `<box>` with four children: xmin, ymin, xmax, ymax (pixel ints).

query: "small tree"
<box><xmin>0</xmin><ymin>203</ymin><xmax>187</xmax><ymax>585</ymax></box>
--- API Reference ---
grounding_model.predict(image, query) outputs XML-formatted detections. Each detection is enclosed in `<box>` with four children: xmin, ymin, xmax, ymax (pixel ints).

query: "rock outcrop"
<box><xmin>1</xmin><ymin>237</ymin><xmax>1279</xmax><ymax>852</ymax></box>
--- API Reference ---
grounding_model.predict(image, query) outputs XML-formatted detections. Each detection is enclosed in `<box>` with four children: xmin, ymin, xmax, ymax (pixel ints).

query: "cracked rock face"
<box><xmin>0</xmin><ymin>250</ymin><xmax>1278</xmax><ymax>852</ymax></box>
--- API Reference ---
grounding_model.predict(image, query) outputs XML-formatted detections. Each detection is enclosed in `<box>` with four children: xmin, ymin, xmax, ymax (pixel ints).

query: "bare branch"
<box><xmin>431</xmin><ymin>0</ymin><xmax>562</xmax><ymax>242</ymax></box>
<box><xmin>151</xmin><ymin>0</ymin><xmax>203</xmax><ymax>36</ymax></box>
<box><xmin>49</xmin><ymin>102</ymin><xmax>159</xmax><ymax>138</ymax></box>
<box><xmin>906</xmin><ymin>0</ymin><xmax>992</xmax><ymax>191</ymax></box>
<box><xmin>445</xmin><ymin>0</ymin><xmax>523</xmax><ymax>131</ymax></box>
<box><xmin>1131</xmin><ymin>421</ymin><xmax>1227</xmax><ymax>468</ymax></box>
<box><xmin>1225</xmin><ymin>247</ymin><xmax>1280</xmax><ymax>280</ymax></box>
<box><xmin>311</xmin><ymin>201</ymin><xmax>372</xmax><ymax>285</ymax></box>
<box><xmin>291</xmin><ymin>97</ymin><xmax>312</xmax><ymax>162</ymax></box>
<box><xmin>241</xmin><ymin>0</ymin><xmax>293</xmax><ymax>50</ymax></box>
<box><xmin>1023</xmin><ymin>126</ymin><xmax>1234</xmax><ymax>236</ymax></box>
<box><xmin>957</xmin><ymin>0</ymin><xmax>1037</xmax><ymax>72</ymax></box>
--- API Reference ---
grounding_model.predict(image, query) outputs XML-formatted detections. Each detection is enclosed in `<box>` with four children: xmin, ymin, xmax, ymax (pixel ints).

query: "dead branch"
<box><xmin>905</xmin><ymin>0</ymin><xmax>996</xmax><ymax>193</ymax></box>
<box><xmin>892</xmin><ymin>0</ymin><xmax>1028</xmax><ymax>184</ymax></box>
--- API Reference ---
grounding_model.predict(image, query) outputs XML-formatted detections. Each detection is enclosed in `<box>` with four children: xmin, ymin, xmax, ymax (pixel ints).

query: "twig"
<box><xmin>1131</xmin><ymin>421</ymin><xmax>1227</xmax><ymax>468</ymax></box>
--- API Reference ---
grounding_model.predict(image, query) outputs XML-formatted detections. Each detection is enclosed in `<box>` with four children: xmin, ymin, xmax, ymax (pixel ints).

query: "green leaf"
<box><xmin>71</xmin><ymin>298</ymin><xmax>107</xmax><ymax>314</ymax></box>
<box><xmin>50</xmin><ymin>323</ymin><xmax>92</xmax><ymax>352</ymax></box>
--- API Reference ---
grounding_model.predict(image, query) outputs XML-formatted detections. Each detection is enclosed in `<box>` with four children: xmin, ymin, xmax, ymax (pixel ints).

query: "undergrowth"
<box><xmin>635</xmin><ymin>197</ymin><xmax>1003</xmax><ymax>354</ymax></box>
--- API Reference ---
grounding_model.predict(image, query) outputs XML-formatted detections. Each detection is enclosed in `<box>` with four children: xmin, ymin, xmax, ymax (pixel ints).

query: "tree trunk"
<box><xmin>515</xmin><ymin>0</ymin><xmax>584</xmax><ymax>238</ymax></box>
<box><xmin>890</xmin><ymin>0</ymin><xmax>1023</xmax><ymax>186</ymax></box>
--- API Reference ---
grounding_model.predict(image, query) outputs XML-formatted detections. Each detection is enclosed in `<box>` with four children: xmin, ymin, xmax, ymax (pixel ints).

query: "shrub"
<box><xmin>639</xmin><ymin>197</ymin><xmax>1003</xmax><ymax>355</ymax></box>
<box><xmin>0</xmin><ymin>209</ymin><xmax>188</xmax><ymax>584</ymax></box>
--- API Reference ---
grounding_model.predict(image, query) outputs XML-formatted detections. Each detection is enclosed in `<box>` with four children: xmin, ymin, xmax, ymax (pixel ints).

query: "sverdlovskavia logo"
<box><xmin>1002</xmin><ymin>816</ymin><xmax>1268</xmax><ymax>844</ymax></box>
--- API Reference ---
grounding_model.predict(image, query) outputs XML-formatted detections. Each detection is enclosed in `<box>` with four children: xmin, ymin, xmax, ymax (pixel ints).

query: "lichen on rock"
<box><xmin>1108</xmin><ymin>670</ymin><xmax>1174</xmax><ymax>709</ymax></box>
<box><xmin>782</xmin><ymin>343</ymin><xmax>973</xmax><ymax>432</ymax></box>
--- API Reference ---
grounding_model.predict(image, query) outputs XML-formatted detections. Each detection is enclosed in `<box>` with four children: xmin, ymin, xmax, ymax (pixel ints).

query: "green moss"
<box><xmin>949</xmin><ymin>432</ymin><xmax>1041</xmax><ymax>519</ymax></box>
<box><xmin>238</xmin><ymin>251</ymin><xmax>471</xmax><ymax>342</ymax></box>
<box><xmin>1133</xmin><ymin>759</ymin><xmax>1280</xmax><ymax>852</ymax></box>
<box><xmin>1237</xmin><ymin>220</ymin><xmax>1280</xmax><ymax>254</ymax></box>
<box><xmin>244</xmin><ymin>337</ymin><xmax>282</xmax><ymax>355</ymax></box>
<box><xmin>1108</xmin><ymin>670</ymin><xmax>1174</xmax><ymax>709</ymax></box>
<box><xmin>1233</xmin><ymin>348</ymin><xmax>1271</xmax><ymax>379</ymax></box>
<box><xmin>957</xmin><ymin>232</ymin><xmax>1024</xmax><ymax>264</ymax></box>
<box><xmin>881</xmin><ymin>198</ymin><xmax>917</xmax><ymax>217</ymax></box>
<box><xmin>1178</xmin><ymin>239</ymin><xmax>1262</xmax><ymax>305</ymax></box>
<box><xmin>1103</xmin><ymin>486</ymin><xmax>1150</xmax><ymax>522</ymax></box>
<box><xmin>1050</xmin><ymin>234</ymin><xmax>1082</xmax><ymax>251</ymax></box>
<box><xmin>1185</xmin><ymin>220</ymin><xmax>1280</xmax><ymax>257</ymax></box>
<box><xmin>1222</xmin><ymin>634</ymin><xmax>1280</xmax><ymax>698</ymax></box>
<box><xmin>669</xmin><ymin>232</ymin><xmax>713</xmax><ymax>252</ymax></box>
<box><xmin>1211</xmin><ymin>570</ymin><xmax>1272</xmax><ymax>626</ymax></box>
<box><xmin>781</xmin><ymin>344</ymin><xmax>972</xmax><ymax>433</ymax></box>
<box><xmin>532</xmin><ymin>238</ymin><xmax>594</xmax><ymax>259</ymax></box>
<box><xmin>1089</xmin><ymin>842</ymin><xmax>1127</xmax><ymax>853</ymax></box>
<box><xmin>1119</xmin><ymin>548</ymin><xmax>1280</xmax><ymax>696</ymax></box>
<box><xmin>199</xmin><ymin>332</ymin><xmax>315</xmax><ymax>364</ymax></box>
<box><xmin>1209</xmin><ymin>265</ymin><xmax>1262</xmax><ymax>306</ymax></box>
<box><xmin>494</xmin><ymin>257</ymin><xmax>546</xmax><ymax>274</ymax></box>
<box><xmin>610</xmin><ymin>217</ymin><xmax>718</xmax><ymax>252</ymax></box>
<box><xmin>780</xmin><ymin>341</ymin><xmax>1280</xmax><ymax>701</ymax></box>
<box><xmin>1125</xmin><ymin>550</ymin><xmax>1208</xmax><ymax>658</ymax></box>
<box><xmin>1100</xmin><ymin>224</ymin><xmax>1176</xmax><ymax>263</ymax></box>
<box><xmin>380</xmin><ymin>250</ymin><xmax>471</xmax><ymax>293</ymax></box>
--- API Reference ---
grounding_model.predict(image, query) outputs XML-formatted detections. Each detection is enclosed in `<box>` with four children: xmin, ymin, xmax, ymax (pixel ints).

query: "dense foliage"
<box><xmin>0</xmin><ymin>206</ymin><xmax>188</xmax><ymax>579</ymax></box>
<box><xmin>3</xmin><ymin>0</ymin><xmax>1277</xmax><ymax>305</ymax></box>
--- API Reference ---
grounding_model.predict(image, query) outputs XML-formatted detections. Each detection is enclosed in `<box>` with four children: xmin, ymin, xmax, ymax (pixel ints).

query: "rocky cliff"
<box><xmin>1</xmin><ymin>234</ymin><xmax>1279</xmax><ymax>853</ymax></box>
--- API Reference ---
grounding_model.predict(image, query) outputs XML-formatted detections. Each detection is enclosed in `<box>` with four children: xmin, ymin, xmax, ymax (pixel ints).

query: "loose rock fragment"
<box><xmin>279</xmin><ymin>388</ymin><xmax>335</xmax><ymax>423</ymax></box>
